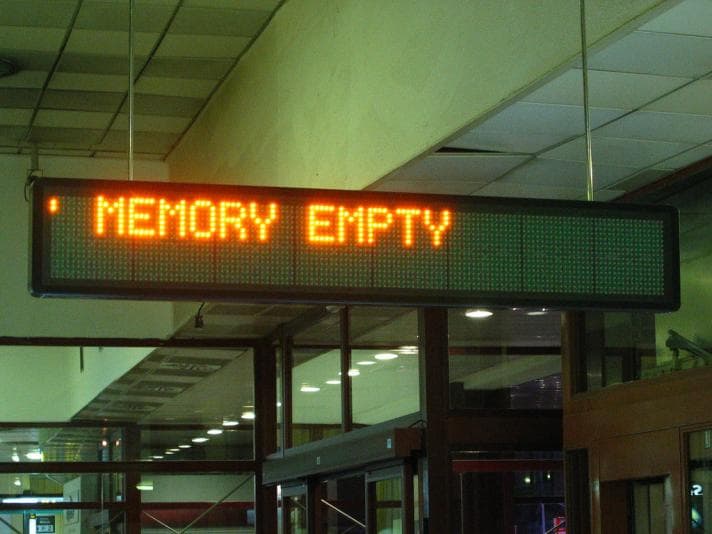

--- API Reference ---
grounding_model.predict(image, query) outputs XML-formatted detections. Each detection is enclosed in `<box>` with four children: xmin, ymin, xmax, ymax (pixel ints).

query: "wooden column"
<box><xmin>254</xmin><ymin>341</ymin><xmax>278</xmax><ymax>533</ymax></box>
<box><xmin>418</xmin><ymin>307</ymin><xmax>451</xmax><ymax>533</ymax></box>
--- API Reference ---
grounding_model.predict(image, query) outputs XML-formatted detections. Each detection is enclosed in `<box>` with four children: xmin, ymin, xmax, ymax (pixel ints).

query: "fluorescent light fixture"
<box><xmin>374</xmin><ymin>353</ymin><xmax>398</xmax><ymax>361</ymax></box>
<box><xmin>168</xmin><ymin>448</ymin><xmax>180</xmax><ymax>452</ymax></box>
<box><xmin>347</xmin><ymin>369</ymin><xmax>360</xmax><ymax>377</ymax></box>
<box><xmin>300</xmin><ymin>385</ymin><xmax>320</xmax><ymax>393</ymax></box>
<box><xmin>3</xmin><ymin>497</ymin><xmax>64</xmax><ymax>504</ymax></box>
<box><xmin>207</xmin><ymin>428</ymin><xmax>223</xmax><ymax>435</ymax></box>
<box><xmin>191</xmin><ymin>437</ymin><xmax>209</xmax><ymax>443</ymax></box>
<box><xmin>13</xmin><ymin>478</ymin><xmax>21</xmax><ymax>487</ymax></box>
<box><xmin>136</xmin><ymin>481</ymin><xmax>154</xmax><ymax>491</ymax></box>
<box><xmin>241</xmin><ymin>411</ymin><xmax>256</xmax><ymax>420</ymax></box>
<box><xmin>527</xmin><ymin>309</ymin><xmax>548</xmax><ymax>316</ymax></box>
<box><xmin>325</xmin><ymin>379</ymin><xmax>341</xmax><ymax>385</ymax></box>
<box><xmin>151</xmin><ymin>455</ymin><xmax>164</xmax><ymax>459</ymax></box>
<box><xmin>465</xmin><ymin>309</ymin><xmax>493</xmax><ymax>319</ymax></box>
<box><xmin>178</xmin><ymin>445</ymin><xmax>191</xmax><ymax>449</ymax></box>
<box><xmin>11</xmin><ymin>452</ymin><xmax>19</xmax><ymax>462</ymax></box>
<box><xmin>222</xmin><ymin>420</ymin><xmax>239</xmax><ymax>427</ymax></box>
<box><xmin>25</xmin><ymin>451</ymin><xmax>43</xmax><ymax>461</ymax></box>
<box><xmin>164</xmin><ymin>451</ymin><xmax>175</xmax><ymax>455</ymax></box>
<box><xmin>356</xmin><ymin>360</ymin><xmax>376</xmax><ymax>366</ymax></box>
<box><xmin>397</xmin><ymin>345</ymin><xmax>418</xmax><ymax>354</ymax></box>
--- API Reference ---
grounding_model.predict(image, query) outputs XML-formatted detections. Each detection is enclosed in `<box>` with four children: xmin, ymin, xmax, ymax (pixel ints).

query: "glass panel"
<box><xmin>291</xmin><ymin>312</ymin><xmax>342</xmax><ymax>447</ymax></box>
<box><xmin>276</xmin><ymin>344</ymin><xmax>284</xmax><ymax>454</ymax></box>
<box><xmin>448</xmin><ymin>309</ymin><xmax>562</xmax><ymax>410</ymax></box>
<box><xmin>350</xmin><ymin>307</ymin><xmax>420</xmax><ymax>426</ymax></box>
<box><xmin>689</xmin><ymin>429</ymin><xmax>712</xmax><ymax>534</ymax></box>
<box><xmin>140</xmin><ymin>473</ymin><xmax>255</xmax><ymax>533</ymax></box>
<box><xmin>284</xmin><ymin>494</ymin><xmax>307</xmax><ymax>534</ymax></box>
<box><xmin>320</xmin><ymin>475</ymin><xmax>365</xmax><ymax>533</ymax></box>
<box><xmin>140</xmin><ymin>427</ymin><xmax>253</xmax><ymax>462</ymax></box>
<box><xmin>0</xmin><ymin>427</ymin><xmax>123</xmax><ymax>463</ymax></box>
<box><xmin>0</xmin><ymin>510</ymin><xmax>125</xmax><ymax>534</ymax></box>
<box><xmin>373</xmin><ymin>477</ymin><xmax>403</xmax><ymax>534</ymax></box>
<box><xmin>0</xmin><ymin>473</ymin><xmax>124</xmax><ymax>503</ymax></box>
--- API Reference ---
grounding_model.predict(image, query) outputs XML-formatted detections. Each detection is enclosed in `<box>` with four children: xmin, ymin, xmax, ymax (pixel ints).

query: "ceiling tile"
<box><xmin>183</xmin><ymin>0</ymin><xmax>280</xmax><ymax>9</ymax></box>
<box><xmin>119</xmin><ymin>94</ymin><xmax>203</xmax><ymax>117</ymax></box>
<box><xmin>0</xmin><ymin>107</ymin><xmax>32</xmax><ymax>126</ymax></box>
<box><xmin>644</xmin><ymin>80</ymin><xmax>712</xmax><ymax>116</ymax></box>
<box><xmin>653</xmin><ymin>144</ymin><xmax>712</xmax><ymax>170</ymax></box>
<box><xmin>96</xmin><ymin>130</ymin><xmax>179</xmax><ymax>153</ymax></box>
<box><xmin>0</xmin><ymin>87</ymin><xmax>40</xmax><ymax>108</ymax></box>
<box><xmin>142</xmin><ymin>57</ymin><xmax>233</xmax><ymax>80</ymax></box>
<box><xmin>35</xmin><ymin>148</ymin><xmax>95</xmax><ymax>157</ymax></box>
<box><xmin>65</xmin><ymin>30</ymin><xmax>161</xmax><ymax>56</ymax></box>
<box><xmin>156</xmin><ymin>34</ymin><xmax>251</xmax><ymax>58</ymax></box>
<box><xmin>639</xmin><ymin>0</ymin><xmax>712</xmax><ymax>38</ymax></box>
<box><xmin>42</xmin><ymin>90</ymin><xmax>124</xmax><ymax>112</ymax></box>
<box><xmin>474</xmin><ymin>102</ymin><xmax>625</xmax><ymax>137</ymax></box>
<box><xmin>112</xmin><ymin>113</ymin><xmax>191</xmax><ymax>133</ymax></box>
<box><xmin>612</xmin><ymin>169</ymin><xmax>670</xmax><ymax>192</ymax></box>
<box><xmin>49</xmin><ymin>72</ymin><xmax>127</xmax><ymax>93</ymax></box>
<box><xmin>0</xmin><ymin>125</ymin><xmax>26</xmax><ymax>143</ymax></box>
<box><xmin>35</xmin><ymin>110</ymin><xmax>113</xmax><ymax>130</ymax></box>
<box><xmin>522</xmin><ymin>69</ymin><xmax>690</xmax><ymax>110</ymax></box>
<box><xmin>28</xmin><ymin>126</ymin><xmax>104</xmax><ymax>147</ymax></box>
<box><xmin>473</xmin><ymin>182</ymin><xmax>584</xmax><ymax>200</ymax></box>
<box><xmin>75</xmin><ymin>2</ymin><xmax>176</xmax><ymax>32</ymax></box>
<box><xmin>93</xmin><ymin>150</ymin><xmax>166</xmax><ymax>160</ymax></box>
<box><xmin>0</xmin><ymin>70</ymin><xmax>47</xmax><ymax>89</ymax></box>
<box><xmin>541</xmin><ymin>136</ymin><xmax>694</xmax><ymax>168</ymax></box>
<box><xmin>0</xmin><ymin>1</ymin><xmax>77</xmax><ymax>27</ymax></box>
<box><xmin>389</xmin><ymin>154</ymin><xmax>531</xmax><ymax>183</ymax></box>
<box><xmin>498</xmin><ymin>158</ymin><xmax>637</xmax><ymax>189</ymax></box>
<box><xmin>447</xmin><ymin>130</ymin><xmax>568</xmax><ymax>154</ymax></box>
<box><xmin>371</xmin><ymin>179</ymin><xmax>484</xmax><ymax>195</ymax></box>
<box><xmin>135</xmin><ymin>76</ymin><xmax>216</xmax><ymax>98</ymax></box>
<box><xmin>588</xmin><ymin>31</ymin><xmax>712</xmax><ymax>78</ymax></box>
<box><xmin>0</xmin><ymin>26</ymin><xmax>66</xmax><ymax>52</ymax></box>
<box><xmin>170</xmin><ymin>7</ymin><xmax>270</xmax><ymax>36</ymax></box>
<box><xmin>58</xmin><ymin>53</ymin><xmax>149</xmax><ymax>75</ymax></box>
<box><xmin>594</xmin><ymin>111</ymin><xmax>712</xmax><ymax>144</ymax></box>
<box><xmin>0</xmin><ymin>50</ymin><xmax>57</xmax><ymax>71</ymax></box>
<box><xmin>584</xmin><ymin>189</ymin><xmax>625</xmax><ymax>202</ymax></box>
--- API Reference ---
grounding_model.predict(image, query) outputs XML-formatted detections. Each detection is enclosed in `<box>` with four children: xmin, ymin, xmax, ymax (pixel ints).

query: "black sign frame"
<box><xmin>30</xmin><ymin>177</ymin><xmax>680</xmax><ymax>311</ymax></box>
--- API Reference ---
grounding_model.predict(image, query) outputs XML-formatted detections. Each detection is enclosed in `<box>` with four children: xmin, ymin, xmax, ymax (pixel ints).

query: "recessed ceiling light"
<box><xmin>325</xmin><ymin>379</ymin><xmax>341</xmax><ymax>385</ymax></box>
<box><xmin>13</xmin><ymin>478</ymin><xmax>21</xmax><ymax>487</ymax></box>
<box><xmin>136</xmin><ymin>481</ymin><xmax>154</xmax><ymax>491</ymax></box>
<box><xmin>207</xmin><ymin>428</ymin><xmax>223</xmax><ymax>435</ymax></box>
<box><xmin>397</xmin><ymin>345</ymin><xmax>418</xmax><ymax>354</ymax></box>
<box><xmin>356</xmin><ymin>360</ymin><xmax>376</xmax><ymax>366</ymax></box>
<box><xmin>527</xmin><ymin>309</ymin><xmax>548</xmax><ymax>316</ymax></box>
<box><xmin>241</xmin><ymin>411</ymin><xmax>256</xmax><ymax>420</ymax></box>
<box><xmin>151</xmin><ymin>455</ymin><xmax>164</xmax><ymax>459</ymax></box>
<box><xmin>300</xmin><ymin>385</ymin><xmax>320</xmax><ymax>393</ymax></box>
<box><xmin>465</xmin><ymin>309</ymin><xmax>493</xmax><ymax>319</ymax></box>
<box><xmin>168</xmin><ymin>448</ymin><xmax>180</xmax><ymax>452</ymax></box>
<box><xmin>178</xmin><ymin>445</ymin><xmax>191</xmax><ymax>449</ymax></box>
<box><xmin>11</xmin><ymin>452</ymin><xmax>19</xmax><ymax>463</ymax></box>
<box><xmin>347</xmin><ymin>369</ymin><xmax>360</xmax><ymax>376</ymax></box>
<box><xmin>25</xmin><ymin>451</ymin><xmax>42</xmax><ymax>461</ymax></box>
<box><xmin>222</xmin><ymin>420</ymin><xmax>239</xmax><ymax>427</ymax></box>
<box><xmin>374</xmin><ymin>353</ymin><xmax>398</xmax><ymax>361</ymax></box>
<box><xmin>191</xmin><ymin>437</ymin><xmax>209</xmax><ymax>443</ymax></box>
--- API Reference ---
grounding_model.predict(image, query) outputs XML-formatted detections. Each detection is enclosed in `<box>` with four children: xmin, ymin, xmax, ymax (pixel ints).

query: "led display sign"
<box><xmin>31</xmin><ymin>177</ymin><xmax>680</xmax><ymax>310</ymax></box>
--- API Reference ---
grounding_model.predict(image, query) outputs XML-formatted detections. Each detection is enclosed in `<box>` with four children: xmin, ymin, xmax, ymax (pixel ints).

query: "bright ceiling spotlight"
<box><xmin>191</xmin><ymin>437</ymin><xmax>209</xmax><ymax>443</ymax></box>
<box><xmin>222</xmin><ymin>420</ymin><xmax>239</xmax><ymax>427</ymax></box>
<box><xmin>325</xmin><ymin>379</ymin><xmax>341</xmax><ymax>385</ymax></box>
<box><xmin>347</xmin><ymin>369</ymin><xmax>360</xmax><ymax>376</ymax></box>
<box><xmin>151</xmin><ymin>455</ymin><xmax>164</xmax><ymax>459</ymax></box>
<box><xmin>465</xmin><ymin>309</ymin><xmax>493</xmax><ymax>319</ymax></box>
<box><xmin>13</xmin><ymin>478</ymin><xmax>21</xmax><ymax>487</ymax></box>
<box><xmin>527</xmin><ymin>309</ymin><xmax>548</xmax><ymax>316</ymax></box>
<box><xmin>25</xmin><ymin>451</ymin><xmax>43</xmax><ymax>461</ymax></box>
<box><xmin>374</xmin><ymin>353</ymin><xmax>398</xmax><ymax>361</ymax></box>
<box><xmin>241</xmin><ymin>411</ymin><xmax>256</xmax><ymax>420</ymax></box>
<box><xmin>300</xmin><ymin>385</ymin><xmax>320</xmax><ymax>393</ymax></box>
<box><xmin>178</xmin><ymin>445</ymin><xmax>191</xmax><ymax>449</ymax></box>
<box><xmin>356</xmin><ymin>360</ymin><xmax>376</xmax><ymax>366</ymax></box>
<box><xmin>207</xmin><ymin>428</ymin><xmax>223</xmax><ymax>435</ymax></box>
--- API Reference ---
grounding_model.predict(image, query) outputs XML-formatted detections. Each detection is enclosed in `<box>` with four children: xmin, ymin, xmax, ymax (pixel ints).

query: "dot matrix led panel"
<box><xmin>31</xmin><ymin>177</ymin><xmax>680</xmax><ymax>310</ymax></box>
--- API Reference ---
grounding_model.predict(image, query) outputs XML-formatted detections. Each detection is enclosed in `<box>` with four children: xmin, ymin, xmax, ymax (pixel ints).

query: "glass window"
<box><xmin>350</xmin><ymin>307</ymin><xmax>420</xmax><ymax>426</ymax></box>
<box><xmin>0</xmin><ymin>426</ymin><xmax>123</xmax><ymax>462</ymax></box>
<box><xmin>291</xmin><ymin>312</ymin><xmax>342</xmax><ymax>446</ymax></box>
<box><xmin>449</xmin><ymin>308</ymin><xmax>562</xmax><ymax>410</ymax></box>
<box><xmin>689</xmin><ymin>429</ymin><xmax>712</xmax><ymax>534</ymax></box>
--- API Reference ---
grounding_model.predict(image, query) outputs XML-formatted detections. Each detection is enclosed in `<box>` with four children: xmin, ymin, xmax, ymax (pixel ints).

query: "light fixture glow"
<box><xmin>164</xmin><ymin>451</ymin><xmax>175</xmax><ymax>455</ymax></box>
<box><xmin>465</xmin><ymin>309</ymin><xmax>493</xmax><ymax>319</ymax></box>
<box><xmin>397</xmin><ymin>345</ymin><xmax>418</xmax><ymax>354</ymax></box>
<box><xmin>300</xmin><ymin>385</ymin><xmax>320</xmax><ymax>393</ymax></box>
<box><xmin>13</xmin><ymin>478</ymin><xmax>21</xmax><ymax>487</ymax></box>
<box><xmin>25</xmin><ymin>451</ymin><xmax>43</xmax><ymax>461</ymax></box>
<box><xmin>191</xmin><ymin>437</ymin><xmax>209</xmax><ymax>443</ymax></box>
<box><xmin>222</xmin><ymin>420</ymin><xmax>239</xmax><ymax>427</ymax></box>
<box><xmin>374</xmin><ymin>353</ymin><xmax>398</xmax><ymax>361</ymax></box>
<box><xmin>356</xmin><ymin>360</ymin><xmax>376</xmax><ymax>366</ymax></box>
<box><xmin>347</xmin><ymin>369</ymin><xmax>360</xmax><ymax>377</ymax></box>
<box><xmin>136</xmin><ymin>481</ymin><xmax>154</xmax><ymax>491</ymax></box>
<box><xmin>178</xmin><ymin>445</ymin><xmax>191</xmax><ymax>449</ymax></box>
<box><xmin>325</xmin><ymin>379</ymin><xmax>341</xmax><ymax>385</ymax></box>
<box><xmin>11</xmin><ymin>452</ymin><xmax>19</xmax><ymax>463</ymax></box>
<box><xmin>524</xmin><ymin>475</ymin><xmax>532</xmax><ymax>484</ymax></box>
<box><xmin>168</xmin><ymin>448</ymin><xmax>180</xmax><ymax>452</ymax></box>
<box><xmin>151</xmin><ymin>455</ymin><xmax>164</xmax><ymax>459</ymax></box>
<box><xmin>241</xmin><ymin>411</ymin><xmax>256</xmax><ymax>420</ymax></box>
<box><xmin>527</xmin><ymin>309</ymin><xmax>548</xmax><ymax>316</ymax></box>
<box><xmin>207</xmin><ymin>428</ymin><xmax>224</xmax><ymax>435</ymax></box>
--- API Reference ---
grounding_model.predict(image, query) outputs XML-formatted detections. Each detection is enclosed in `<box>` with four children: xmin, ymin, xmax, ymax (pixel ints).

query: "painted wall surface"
<box><xmin>0</xmin><ymin>346</ymin><xmax>75</xmax><ymax>420</ymax></box>
<box><xmin>0</xmin><ymin>154</ymin><xmax>175</xmax><ymax>338</ymax></box>
<box><xmin>169</xmin><ymin>0</ymin><xmax>667</xmax><ymax>189</ymax></box>
<box><xmin>139</xmin><ymin>474</ymin><xmax>254</xmax><ymax>503</ymax></box>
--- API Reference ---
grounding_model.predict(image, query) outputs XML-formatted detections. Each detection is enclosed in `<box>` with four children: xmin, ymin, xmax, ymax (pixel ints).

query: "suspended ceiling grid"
<box><xmin>0</xmin><ymin>0</ymin><xmax>280</xmax><ymax>159</ymax></box>
<box><xmin>372</xmin><ymin>0</ymin><xmax>712</xmax><ymax>201</ymax></box>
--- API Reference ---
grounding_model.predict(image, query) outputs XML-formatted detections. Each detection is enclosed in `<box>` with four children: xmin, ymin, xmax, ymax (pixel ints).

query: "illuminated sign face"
<box><xmin>31</xmin><ymin>177</ymin><xmax>680</xmax><ymax>310</ymax></box>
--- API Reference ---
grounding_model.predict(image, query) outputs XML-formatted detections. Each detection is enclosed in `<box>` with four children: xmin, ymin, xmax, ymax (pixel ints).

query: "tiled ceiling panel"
<box><xmin>0</xmin><ymin>0</ymin><xmax>281</xmax><ymax>159</ymax></box>
<box><xmin>644</xmin><ymin>79</ymin><xmax>712</xmax><ymax>115</ymax></box>
<box><xmin>594</xmin><ymin>111</ymin><xmax>712</xmax><ymax>144</ymax></box>
<box><xmin>638</xmin><ymin>0</ymin><xmax>712</xmax><ymax>37</ymax></box>
<box><xmin>497</xmin><ymin>158</ymin><xmax>637</xmax><ymax>190</ymax></box>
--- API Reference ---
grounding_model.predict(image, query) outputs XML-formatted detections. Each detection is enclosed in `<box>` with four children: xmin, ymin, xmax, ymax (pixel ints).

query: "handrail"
<box><xmin>667</xmin><ymin>330</ymin><xmax>712</xmax><ymax>366</ymax></box>
<box><xmin>544</xmin><ymin>517</ymin><xmax>565</xmax><ymax>534</ymax></box>
<box><xmin>320</xmin><ymin>498</ymin><xmax>366</xmax><ymax>529</ymax></box>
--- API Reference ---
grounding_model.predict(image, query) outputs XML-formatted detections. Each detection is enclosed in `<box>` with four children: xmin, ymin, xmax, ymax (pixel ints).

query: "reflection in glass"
<box><xmin>689</xmin><ymin>429</ymin><xmax>712</xmax><ymax>534</ymax></box>
<box><xmin>449</xmin><ymin>309</ymin><xmax>562</xmax><ymax>410</ymax></box>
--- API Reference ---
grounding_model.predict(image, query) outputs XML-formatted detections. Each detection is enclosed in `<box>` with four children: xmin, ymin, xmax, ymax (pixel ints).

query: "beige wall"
<box><xmin>169</xmin><ymin>0</ymin><xmax>669</xmax><ymax>190</ymax></box>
